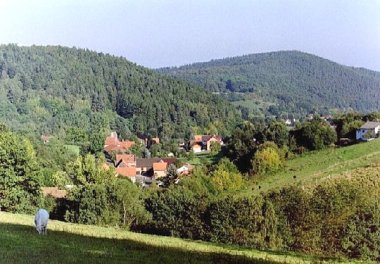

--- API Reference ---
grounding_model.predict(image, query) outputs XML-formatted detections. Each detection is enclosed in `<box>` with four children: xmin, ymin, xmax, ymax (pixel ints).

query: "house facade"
<box><xmin>356</xmin><ymin>121</ymin><xmax>380</xmax><ymax>141</ymax></box>
<box><xmin>191</xmin><ymin>143</ymin><xmax>202</xmax><ymax>153</ymax></box>
<box><xmin>153</xmin><ymin>160</ymin><xmax>168</xmax><ymax>178</ymax></box>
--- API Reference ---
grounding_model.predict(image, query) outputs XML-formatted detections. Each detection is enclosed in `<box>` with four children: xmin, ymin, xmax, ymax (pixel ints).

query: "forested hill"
<box><xmin>0</xmin><ymin>45</ymin><xmax>237</xmax><ymax>142</ymax></box>
<box><xmin>158</xmin><ymin>51</ymin><xmax>380</xmax><ymax>117</ymax></box>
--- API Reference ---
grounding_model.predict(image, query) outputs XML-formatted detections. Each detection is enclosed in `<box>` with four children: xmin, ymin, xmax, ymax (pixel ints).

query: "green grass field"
<box><xmin>0</xmin><ymin>212</ymin><xmax>349</xmax><ymax>264</ymax></box>
<box><xmin>251</xmin><ymin>140</ymin><xmax>380</xmax><ymax>193</ymax></box>
<box><xmin>179</xmin><ymin>152</ymin><xmax>222</xmax><ymax>166</ymax></box>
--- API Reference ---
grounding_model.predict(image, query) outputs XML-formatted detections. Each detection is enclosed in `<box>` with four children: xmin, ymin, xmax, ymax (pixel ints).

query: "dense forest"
<box><xmin>0</xmin><ymin>44</ymin><xmax>238</xmax><ymax>144</ymax></box>
<box><xmin>158</xmin><ymin>51</ymin><xmax>380</xmax><ymax>118</ymax></box>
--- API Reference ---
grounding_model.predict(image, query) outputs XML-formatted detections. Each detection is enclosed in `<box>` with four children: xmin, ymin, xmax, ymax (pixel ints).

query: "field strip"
<box><xmin>0</xmin><ymin>211</ymin><xmax>347</xmax><ymax>264</ymax></box>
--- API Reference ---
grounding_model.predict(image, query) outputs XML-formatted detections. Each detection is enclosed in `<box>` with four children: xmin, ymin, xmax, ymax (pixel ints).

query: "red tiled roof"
<box><xmin>116</xmin><ymin>154</ymin><xmax>136</xmax><ymax>163</ymax></box>
<box><xmin>194</xmin><ymin>135</ymin><xmax>222</xmax><ymax>143</ymax></box>
<box><xmin>116</xmin><ymin>166</ymin><xmax>136</xmax><ymax>177</ymax></box>
<box><xmin>104</xmin><ymin>132</ymin><xmax>135</xmax><ymax>153</ymax></box>
<box><xmin>104</xmin><ymin>136</ymin><xmax>119</xmax><ymax>146</ymax></box>
<box><xmin>104</xmin><ymin>144</ymin><xmax>124</xmax><ymax>153</ymax></box>
<box><xmin>136</xmin><ymin>158</ymin><xmax>176</xmax><ymax>170</ymax></box>
<box><xmin>153</xmin><ymin>161</ymin><xmax>168</xmax><ymax>171</ymax></box>
<box><xmin>202</xmin><ymin>135</ymin><xmax>222</xmax><ymax>142</ymax></box>
<box><xmin>194</xmin><ymin>135</ymin><xmax>202</xmax><ymax>142</ymax></box>
<box><xmin>120</xmin><ymin>140</ymin><xmax>135</xmax><ymax>149</ymax></box>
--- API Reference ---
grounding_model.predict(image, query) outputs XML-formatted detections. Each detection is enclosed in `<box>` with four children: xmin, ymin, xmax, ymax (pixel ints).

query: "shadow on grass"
<box><xmin>0</xmin><ymin>223</ymin><xmax>278</xmax><ymax>264</ymax></box>
<box><xmin>188</xmin><ymin>238</ymin><xmax>345</xmax><ymax>264</ymax></box>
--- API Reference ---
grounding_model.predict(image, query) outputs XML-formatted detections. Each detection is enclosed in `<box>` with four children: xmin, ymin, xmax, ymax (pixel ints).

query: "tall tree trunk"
<box><xmin>122</xmin><ymin>200</ymin><xmax>126</xmax><ymax>226</ymax></box>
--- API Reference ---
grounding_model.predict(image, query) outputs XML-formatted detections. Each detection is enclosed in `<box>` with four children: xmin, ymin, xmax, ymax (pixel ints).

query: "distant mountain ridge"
<box><xmin>158</xmin><ymin>51</ymin><xmax>380</xmax><ymax>117</ymax></box>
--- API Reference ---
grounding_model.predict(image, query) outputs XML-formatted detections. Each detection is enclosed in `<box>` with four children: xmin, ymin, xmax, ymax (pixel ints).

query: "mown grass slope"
<box><xmin>0</xmin><ymin>212</ymin><xmax>347</xmax><ymax>264</ymax></box>
<box><xmin>252</xmin><ymin>140</ymin><xmax>380</xmax><ymax>193</ymax></box>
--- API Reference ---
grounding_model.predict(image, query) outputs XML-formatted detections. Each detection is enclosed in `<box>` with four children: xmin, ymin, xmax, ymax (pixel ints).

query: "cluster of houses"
<box><xmin>103</xmin><ymin>132</ymin><xmax>199</xmax><ymax>184</ymax></box>
<box><xmin>41</xmin><ymin>131</ymin><xmax>223</xmax><ymax>198</ymax></box>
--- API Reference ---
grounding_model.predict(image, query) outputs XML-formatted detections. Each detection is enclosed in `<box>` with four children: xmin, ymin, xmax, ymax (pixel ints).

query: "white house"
<box><xmin>356</xmin><ymin>121</ymin><xmax>380</xmax><ymax>141</ymax></box>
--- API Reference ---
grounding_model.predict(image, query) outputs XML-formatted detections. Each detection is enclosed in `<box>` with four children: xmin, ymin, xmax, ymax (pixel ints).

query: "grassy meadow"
<box><xmin>251</xmin><ymin>139</ymin><xmax>380</xmax><ymax>193</ymax></box>
<box><xmin>180</xmin><ymin>152</ymin><xmax>222</xmax><ymax>166</ymax></box>
<box><xmin>0</xmin><ymin>212</ymin><xmax>351</xmax><ymax>264</ymax></box>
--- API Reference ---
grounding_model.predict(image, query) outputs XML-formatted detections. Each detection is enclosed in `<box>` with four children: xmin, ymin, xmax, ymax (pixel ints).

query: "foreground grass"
<box><xmin>251</xmin><ymin>140</ymin><xmax>380</xmax><ymax>193</ymax></box>
<box><xmin>0</xmin><ymin>212</ymin><xmax>346</xmax><ymax>264</ymax></box>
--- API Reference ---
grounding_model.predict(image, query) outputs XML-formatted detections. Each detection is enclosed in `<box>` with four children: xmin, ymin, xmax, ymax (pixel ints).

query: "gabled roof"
<box><xmin>116</xmin><ymin>154</ymin><xmax>136</xmax><ymax>164</ymax></box>
<box><xmin>104</xmin><ymin>131</ymin><xmax>135</xmax><ymax>153</ymax></box>
<box><xmin>194</xmin><ymin>135</ymin><xmax>203</xmax><ymax>142</ymax></box>
<box><xmin>116</xmin><ymin>166</ymin><xmax>136</xmax><ymax>177</ymax></box>
<box><xmin>136</xmin><ymin>158</ymin><xmax>176</xmax><ymax>169</ymax></box>
<box><xmin>360</xmin><ymin>121</ymin><xmax>380</xmax><ymax>129</ymax></box>
<box><xmin>203</xmin><ymin>135</ymin><xmax>222</xmax><ymax>142</ymax></box>
<box><xmin>120</xmin><ymin>140</ymin><xmax>135</xmax><ymax>149</ymax></box>
<box><xmin>194</xmin><ymin>134</ymin><xmax>222</xmax><ymax>143</ymax></box>
<box><xmin>153</xmin><ymin>160</ymin><xmax>168</xmax><ymax>171</ymax></box>
<box><xmin>104</xmin><ymin>136</ymin><xmax>119</xmax><ymax>146</ymax></box>
<box><xmin>104</xmin><ymin>144</ymin><xmax>124</xmax><ymax>153</ymax></box>
<box><xmin>177</xmin><ymin>163</ymin><xmax>194</xmax><ymax>174</ymax></box>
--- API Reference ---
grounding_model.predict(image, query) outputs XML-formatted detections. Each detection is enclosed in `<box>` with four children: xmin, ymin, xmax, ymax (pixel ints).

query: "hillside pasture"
<box><xmin>252</xmin><ymin>140</ymin><xmax>380</xmax><ymax>193</ymax></box>
<box><xmin>0</xmin><ymin>212</ymin><xmax>344</xmax><ymax>264</ymax></box>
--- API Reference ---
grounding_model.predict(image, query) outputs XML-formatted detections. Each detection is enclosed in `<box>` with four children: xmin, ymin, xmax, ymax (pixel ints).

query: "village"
<box><xmin>102</xmin><ymin>131</ymin><xmax>224</xmax><ymax>186</ymax></box>
<box><xmin>41</xmin><ymin>116</ymin><xmax>380</xmax><ymax>199</ymax></box>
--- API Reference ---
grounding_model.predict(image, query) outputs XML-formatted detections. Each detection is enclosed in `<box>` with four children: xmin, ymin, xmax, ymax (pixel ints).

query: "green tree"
<box><xmin>292</xmin><ymin>117</ymin><xmax>337</xmax><ymax>150</ymax></box>
<box><xmin>66</xmin><ymin>154</ymin><xmax>114</xmax><ymax>185</ymax></box>
<box><xmin>210</xmin><ymin>159</ymin><xmax>244</xmax><ymax>193</ymax></box>
<box><xmin>264</xmin><ymin>121</ymin><xmax>289</xmax><ymax>147</ymax></box>
<box><xmin>210</xmin><ymin>141</ymin><xmax>221</xmax><ymax>154</ymax></box>
<box><xmin>342</xmin><ymin>202</ymin><xmax>380</xmax><ymax>261</ymax></box>
<box><xmin>113</xmin><ymin>179</ymin><xmax>151</xmax><ymax>228</ymax></box>
<box><xmin>252</xmin><ymin>142</ymin><xmax>284</xmax><ymax>175</ymax></box>
<box><xmin>87</xmin><ymin>131</ymin><xmax>105</xmax><ymax>154</ymax></box>
<box><xmin>0</xmin><ymin>130</ymin><xmax>42</xmax><ymax>212</ymax></box>
<box><xmin>225</xmin><ymin>121</ymin><xmax>258</xmax><ymax>172</ymax></box>
<box><xmin>65</xmin><ymin>155</ymin><xmax>149</xmax><ymax>229</ymax></box>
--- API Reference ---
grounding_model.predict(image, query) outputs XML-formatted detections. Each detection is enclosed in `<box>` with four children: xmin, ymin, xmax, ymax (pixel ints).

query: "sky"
<box><xmin>0</xmin><ymin>0</ymin><xmax>379</xmax><ymax>70</ymax></box>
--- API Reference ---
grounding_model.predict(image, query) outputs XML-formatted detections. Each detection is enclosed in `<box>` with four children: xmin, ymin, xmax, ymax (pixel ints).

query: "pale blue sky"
<box><xmin>0</xmin><ymin>0</ymin><xmax>379</xmax><ymax>70</ymax></box>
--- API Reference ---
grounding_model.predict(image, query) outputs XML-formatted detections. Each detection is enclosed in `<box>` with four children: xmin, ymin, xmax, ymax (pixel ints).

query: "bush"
<box><xmin>210</xmin><ymin>158</ymin><xmax>244</xmax><ymax>193</ymax></box>
<box><xmin>207</xmin><ymin>195</ymin><xmax>281</xmax><ymax>249</ymax></box>
<box><xmin>292</xmin><ymin>117</ymin><xmax>337</xmax><ymax>150</ymax></box>
<box><xmin>252</xmin><ymin>143</ymin><xmax>284</xmax><ymax>175</ymax></box>
<box><xmin>342</xmin><ymin>202</ymin><xmax>380</xmax><ymax>261</ymax></box>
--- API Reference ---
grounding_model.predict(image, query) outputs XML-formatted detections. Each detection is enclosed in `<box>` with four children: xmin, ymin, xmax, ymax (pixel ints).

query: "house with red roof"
<box><xmin>103</xmin><ymin>132</ymin><xmax>135</xmax><ymax>154</ymax></box>
<box><xmin>153</xmin><ymin>160</ymin><xmax>168</xmax><ymax>177</ymax></box>
<box><xmin>116</xmin><ymin>166</ymin><xmax>137</xmax><ymax>179</ymax></box>
<box><xmin>191</xmin><ymin>134</ymin><xmax>223</xmax><ymax>152</ymax></box>
<box><xmin>115</xmin><ymin>154</ymin><xmax>136</xmax><ymax>167</ymax></box>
